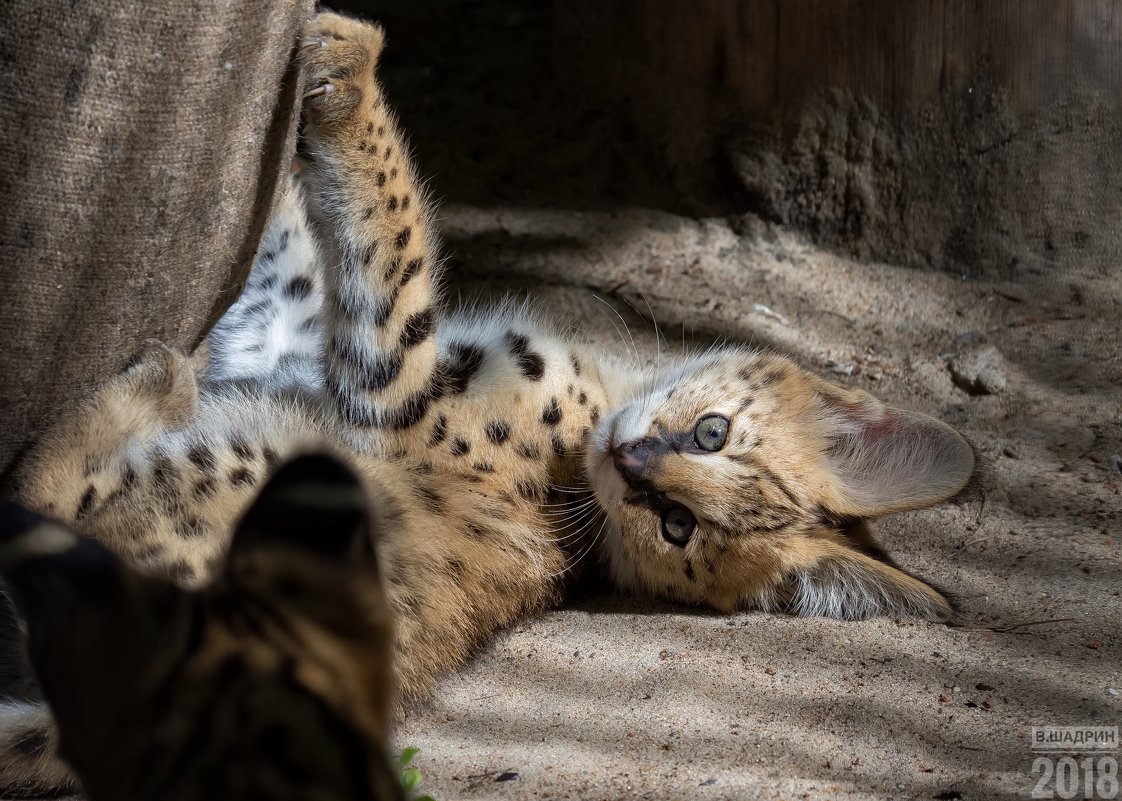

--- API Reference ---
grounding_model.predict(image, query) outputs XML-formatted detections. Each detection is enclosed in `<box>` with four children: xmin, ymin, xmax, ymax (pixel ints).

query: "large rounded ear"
<box><xmin>811</xmin><ymin>380</ymin><xmax>975</xmax><ymax>517</ymax></box>
<box><xmin>774</xmin><ymin>538</ymin><xmax>954</xmax><ymax>622</ymax></box>
<box><xmin>227</xmin><ymin>453</ymin><xmax>377</xmax><ymax>569</ymax></box>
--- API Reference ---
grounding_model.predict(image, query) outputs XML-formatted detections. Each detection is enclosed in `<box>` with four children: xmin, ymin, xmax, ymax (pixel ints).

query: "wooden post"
<box><xmin>555</xmin><ymin>1</ymin><xmax>1122</xmax><ymax>275</ymax></box>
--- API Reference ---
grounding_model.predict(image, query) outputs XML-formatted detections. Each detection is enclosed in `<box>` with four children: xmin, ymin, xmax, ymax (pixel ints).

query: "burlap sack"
<box><xmin>0</xmin><ymin>0</ymin><xmax>315</xmax><ymax>485</ymax></box>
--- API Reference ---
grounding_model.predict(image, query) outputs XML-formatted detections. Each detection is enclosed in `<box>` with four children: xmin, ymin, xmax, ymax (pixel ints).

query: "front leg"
<box><xmin>299</xmin><ymin>13</ymin><xmax>440</xmax><ymax>441</ymax></box>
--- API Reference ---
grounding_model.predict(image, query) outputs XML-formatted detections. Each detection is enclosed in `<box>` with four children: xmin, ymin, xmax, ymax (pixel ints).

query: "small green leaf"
<box><xmin>398</xmin><ymin>747</ymin><xmax>420</xmax><ymax>767</ymax></box>
<box><xmin>401</xmin><ymin>768</ymin><xmax>421</xmax><ymax>792</ymax></box>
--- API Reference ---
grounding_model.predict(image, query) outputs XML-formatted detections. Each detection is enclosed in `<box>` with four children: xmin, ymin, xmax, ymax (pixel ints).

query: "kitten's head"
<box><xmin>587</xmin><ymin>349</ymin><xmax>973</xmax><ymax>621</ymax></box>
<box><xmin>0</xmin><ymin>454</ymin><xmax>403</xmax><ymax>801</ymax></box>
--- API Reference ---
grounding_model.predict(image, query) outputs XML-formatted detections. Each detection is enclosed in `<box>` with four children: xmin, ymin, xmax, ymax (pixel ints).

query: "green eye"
<box><xmin>694</xmin><ymin>415</ymin><xmax>729</xmax><ymax>451</ymax></box>
<box><xmin>661</xmin><ymin>505</ymin><xmax>696</xmax><ymax>545</ymax></box>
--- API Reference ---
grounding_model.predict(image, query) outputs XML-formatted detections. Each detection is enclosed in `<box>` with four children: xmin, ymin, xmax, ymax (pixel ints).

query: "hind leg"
<box><xmin>16</xmin><ymin>341</ymin><xmax>197</xmax><ymax>523</ymax></box>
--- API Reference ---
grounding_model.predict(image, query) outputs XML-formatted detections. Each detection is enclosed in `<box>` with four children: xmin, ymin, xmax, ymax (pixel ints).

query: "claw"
<box><xmin>303</xmin><ymin>83</ymin><xmax>334</xmax><ymax>100</ymax></box>
<box><xmin>299</xmin><ymin>37</ymin><xmax>328</xmax><ymax>52</ymax></box>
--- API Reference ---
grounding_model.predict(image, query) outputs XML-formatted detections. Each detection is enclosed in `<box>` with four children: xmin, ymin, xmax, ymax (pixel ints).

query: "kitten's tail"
<box><xmin>0</xmin><ymin>700</ymin><xmax>77</xmax><ymax>797</ymax></box>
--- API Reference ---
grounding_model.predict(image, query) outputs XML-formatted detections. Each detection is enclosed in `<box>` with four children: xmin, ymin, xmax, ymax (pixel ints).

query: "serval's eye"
<box><xmin>693</xmin><ymin>415</ymin><xmax>729</xmax><ymax>452</ymax></box>
<box><xmin>660</xmin><ymin>505</ymin><xmax>695</xmax><ymax>546</ymax></box>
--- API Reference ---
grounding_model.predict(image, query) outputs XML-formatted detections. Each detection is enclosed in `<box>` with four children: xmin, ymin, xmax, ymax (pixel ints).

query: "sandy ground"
<box><xmin>392</xmin><ymin>204</ymin><xmax>1121</xmax><ymax>800</ymax></box>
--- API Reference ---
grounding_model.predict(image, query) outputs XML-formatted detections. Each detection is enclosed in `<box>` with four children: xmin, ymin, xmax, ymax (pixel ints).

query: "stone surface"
<box><xmin>949</xmin><ymin>345</ymin><xmax>1008</xmax><ymax>396</ymax></box>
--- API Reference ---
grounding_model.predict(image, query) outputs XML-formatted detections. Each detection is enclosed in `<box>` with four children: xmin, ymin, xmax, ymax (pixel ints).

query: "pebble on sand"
<box><xmin>949</xmin><ymin>345</ymin><xmax>1007</xmax><ymax>395</ymax></box>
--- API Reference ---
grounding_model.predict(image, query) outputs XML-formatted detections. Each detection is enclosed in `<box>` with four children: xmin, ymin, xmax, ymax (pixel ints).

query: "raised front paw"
<box><xmin>299</xmin><ymin>12</ymin><xmax>386</xmax><ymax>134</ymax></box>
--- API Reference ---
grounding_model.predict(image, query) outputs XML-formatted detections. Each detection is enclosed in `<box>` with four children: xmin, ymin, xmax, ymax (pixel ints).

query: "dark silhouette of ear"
<box><xmin>227</xmin><ymin>453</ymin><xmax>376</xmax><ymax>567</ymax></box>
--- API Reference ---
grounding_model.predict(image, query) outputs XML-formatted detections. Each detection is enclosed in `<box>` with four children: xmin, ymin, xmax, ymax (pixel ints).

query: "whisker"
<box><xmin>541</xmin><ymin>505</ymin><xmax>601</xmax><ymax>527</ymax></box>
<box><xmin>540</xmin><ymin>498</ymin><xmax>596</xmax><ymax>509</ymax></box>
<box><xmin>592</xmin><ymin>294</ymin><xmax>641</xmax><ymax>369</ymax></box>
<box><xmin>549</xmin><ymin>511</ymin><xmax>608</xmax><ymax>578</ymax></box>
<box><xmin>538</xmin><ymin>501</ymin><xmax>601</xmax><ymax>542</ymax></box>
<box><xmin>545</xmin><ymin>480</ymin><xmax>592</xmax><ymax>493</ymax></box>
<box><xmin>639</xmin><ymin>293</ymin><xmax>666</xmax><ymax>373</ymax></box>
<box><xmin>540</xmin><ymin>499</ymin><xmax>599</xmax><ymax>517</ymax></box>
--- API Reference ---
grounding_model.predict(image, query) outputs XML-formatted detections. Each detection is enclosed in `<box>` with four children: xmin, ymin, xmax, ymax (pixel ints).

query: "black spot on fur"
<box><xmin>416</xmin><ymin>485</ymin><xmax>445</xmax><ymax>515</ymax></box>
<box><xmin>278</xmin><ymin>230</ymin><xmax>290</xmax><ymax>251</ymax></box>
<box><xmin>394</xmin><ymin>227</ymin><xmax>412</xmax><ymax>250</ymax></box>
<box><xmin>578</xmin><ymin>391</ymin><xmax>587</xmax><ymax>405</ymax></box>
<box><xmin>551</xmin><ymin>434</ymin><xmax>567</xmax><ymax>456</ymax></box>
<box><xmin>428</xmin><ymin>414</ymin><xmax>448</xmax><ymax>447</ymax></box>
<box><xmin>465</xmin><ymin>523</ymin><xmax>493</xmax><ymax>541</ymax></box>
<box><xmin>376</xmin><ymin>171</ymin><xmax>386</xmax><ymax>186</ymax></box>
<box><xmin>284</xmin><ymin>276</ymin><xmax>313</xmax><ymax>300</ymax></box>
<box><xmin>516</xmin><ymin>441</ymin><xmax>541</xmax><ymax>460</ymax></box>
<box><xmin>571</xmin><ymin>353</ymin><xmax>582</xmax><ymax>375</ymax></box>
<box><xmin>377</xmin><ymin>125</ymin><xmax>385</xmax><ymax>136</ymax></box>
<box><xmin>363</xmin><ymin>355</ymin><xmax>403</xmax><ymax>392</ymax></box>
<box><xmin>76</xmin><ymin>486</ymin><xmax>97</xmax><ymax>520</ymax></box>
<box><xmin>741</xmin><ymin>367</ymin><xmax>783</xmax><ymax>390</ymax></box>
<box><xmin>541</xmin><ymin>398</ymin><xmax>563</xmax><ymax>426</ymax></box>
<box><xmin>381</xmin><ymin>255</ymin><xmax>401</xmax><ymax>283</ymax></box>
<box><xmin>151</xmin><ymin>452</ymin><xmax>179</xmax><ymax>492</ymax></box>
<box><xmin>362</xmin><ymin>207</ymin><xmax>374</xmax><ymax>221</ymax></box>
<box><xmin>684</xmin><ymin>559</ymin><xmax>695</xmax><ymax>581</ymax></box>
<box><xmin>472</xmin><ymin>462</ymin><xmax>495</xmax><ymax>473</ymax></box>
<box><xmin>366</xmin><ymin>122</ymin><xmax>374</xmax><ymax>134</ymax></box>
<box><xmin>380</xmin><ymin>380</ymin><xmax>443</xmax><ymax>429</ymax></box>
<box><xmin>485</xmin><ymin>420</ymin><xmax>510</xmax><ymax>444</ymax></box>
<box><xmin>384</xmin><ymin>145</ymin><xmax>393</xmax><ymax>160</ymax></box>
<box><xmin>399</xmin><ymin>308</ymin><xmax>435</xmax><ymax>349</ymax></box>
<box><xmin>387</xmin><ymin>195</ymin><xmax>398</xmax><ymax>211</ymax></box>
<box><xmin>444</xmin><ymin>342</ymin><xmax>485</xmax><ymax>395</ymax></box>
<box><xmin>370</xmin><ymin>288</ymin><xmax>400</xmax><ymax>328</ymax></box>
<box><xmin>450</xmin><ymin>438</ymin><xmax>471</xmax><ymax>457</ymax></box>
<box><xmin>228</xmin><ymin>467</ymin><xmax>255</xmax><ymax>488</ymax></box>
<box><xmin>400</xmin><ymin>258</ymin><xmax>423</xmax><ymax>287</ymax></box>
<box><xmin>401</xmin><ymin>195</ymin><xmax>411</xmax><ymax>211</ymax></box>
<box><xmin>193</xmin><ymin>478</ymin><xmax>216</xmax><ymax>501</ymax></box>
<box><xmin>590</xmin><ymin>405</ymin><xmax>601</xmax><ymax>425</ymax></box>
<box><xmin>360</xmin><ymin>243</ymin><xmax>377</xmax><ymax>266</ymax></box>
<box><xmin>505</xmin><ymin>331</ymin><xmax>545</xmax><ymax>381</ymax></box>
<box><xmin>262</xmin><ymin>447</ymin><xmax>280</xmax><ymax>468</ymax></box>
<box><xmin>229</xmin><ymin>437</ymin><xmax>254</xmax><ymax>463</ymax></box>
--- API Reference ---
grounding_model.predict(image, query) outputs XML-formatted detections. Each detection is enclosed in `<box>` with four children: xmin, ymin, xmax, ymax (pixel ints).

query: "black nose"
<box><xmin>612</xmin><ymin>437</ymin><xmax>660</xmax><ymax>482</ymax></box>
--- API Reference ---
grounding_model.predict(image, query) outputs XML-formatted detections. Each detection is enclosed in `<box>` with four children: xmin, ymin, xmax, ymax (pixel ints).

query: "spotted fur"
<box><xmin>2</xmin><ymin>11</ymin><xmax>974</xmax><ymax>794</ymax></box>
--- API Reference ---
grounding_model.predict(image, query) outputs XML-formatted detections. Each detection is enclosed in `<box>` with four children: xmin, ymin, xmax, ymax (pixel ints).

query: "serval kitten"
<box><xmin>0</xmin><ymin>453</ymin><xmax>403</xmax><ymax>800</ymax></box>
<box><xmin>1</xmin><ymin>10</ymin><xmax>974</xmax><ymax>794</ymax></box>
